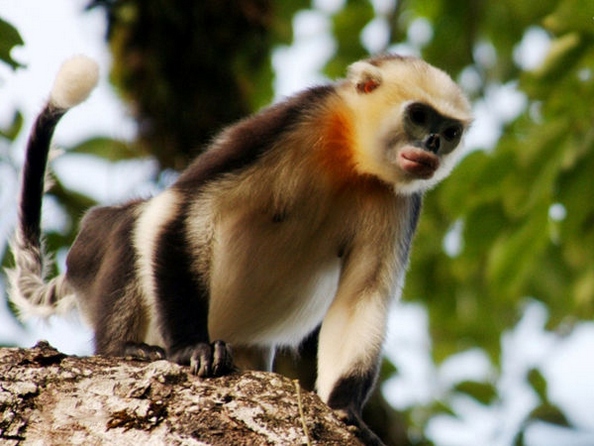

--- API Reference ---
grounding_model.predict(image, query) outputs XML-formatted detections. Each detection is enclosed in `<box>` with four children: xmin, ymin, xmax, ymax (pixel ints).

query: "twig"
<box><xmin>294</xmin><ymin>379</ymin><xmax>312</xmax><ymax>446</ymax></box>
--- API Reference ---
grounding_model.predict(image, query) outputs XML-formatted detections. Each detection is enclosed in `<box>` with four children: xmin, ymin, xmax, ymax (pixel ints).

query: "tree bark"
<box><xmin>0</xmin><ymin>341</ymin><xmax>364</xmax><ymax>445</ymax></box>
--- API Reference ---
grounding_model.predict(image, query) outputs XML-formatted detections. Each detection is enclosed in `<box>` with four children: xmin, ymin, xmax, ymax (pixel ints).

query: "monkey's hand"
<box><xmin>168</xmin><ymin>340</ymin><xmax>234</xmax><ymax>377</ymax></box>
<box><xmin>335</xmin><ymin>408</ymin><xmax>386</xmax><ymax>446</ymax></box>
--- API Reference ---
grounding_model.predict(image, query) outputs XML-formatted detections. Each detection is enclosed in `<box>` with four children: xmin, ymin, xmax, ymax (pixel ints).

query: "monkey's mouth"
<box><xmin>399</xmin><ymin>148</ymin><xmax>439</xmax><ymax>179</ymax></box>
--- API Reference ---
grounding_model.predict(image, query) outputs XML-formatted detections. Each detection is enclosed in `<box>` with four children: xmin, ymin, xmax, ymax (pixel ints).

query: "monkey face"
<box><xmin>404</xmin><ymin>102</ymin><xmax>464</xmax><ymax>155</ymax></box>
<box><xmin>394</xmin><ymin>101</ymin><xmax>465</xmax><ymax>180</ymax></box>
<box><xmin>344</xmin><ymin>55</ymin><xmax>472</xmax><ymax>195</ymax></box>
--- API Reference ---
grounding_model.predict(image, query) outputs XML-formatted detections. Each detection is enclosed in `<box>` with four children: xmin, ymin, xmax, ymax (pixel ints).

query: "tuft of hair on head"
<box><xmin>49</xmin><ymin>55</ymin><xmax>99</xmax><ymax>110</ymax></box>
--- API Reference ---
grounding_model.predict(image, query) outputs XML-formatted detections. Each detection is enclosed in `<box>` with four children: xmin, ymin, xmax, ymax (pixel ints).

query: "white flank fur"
<box><xmin>50</xmin><ymin>55</ymin><xmax>99</xmax><ymax>109</ymax></box>
<box><xmin>133</xmin><ymin>190</ymin><xmax>181</xmax><ymax>347</ymax></box>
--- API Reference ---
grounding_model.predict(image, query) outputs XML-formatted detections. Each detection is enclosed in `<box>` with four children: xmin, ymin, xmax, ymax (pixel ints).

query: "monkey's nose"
<box><xmin>424</xmin><ymin>134</ymin><xmax>440</xmax><ymax>154</ymax></box>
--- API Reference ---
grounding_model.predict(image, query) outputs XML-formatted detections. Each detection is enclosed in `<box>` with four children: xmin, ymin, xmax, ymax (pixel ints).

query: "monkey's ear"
<box><xmin>347</xmin><ymin>61</ymin><xmax>383</xmax><ymax>94</ymax></box>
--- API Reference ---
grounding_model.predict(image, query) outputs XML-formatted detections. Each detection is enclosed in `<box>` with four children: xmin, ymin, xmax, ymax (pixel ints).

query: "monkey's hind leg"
<box><xmin>123</xmin><ymin>342</ymin><xmax>166</xmax><ymax>362</ymax></box>
<box><xmin>89</xmin><ymin>280</ymin><xmax>159</xmax><ymax>361</ymax></box>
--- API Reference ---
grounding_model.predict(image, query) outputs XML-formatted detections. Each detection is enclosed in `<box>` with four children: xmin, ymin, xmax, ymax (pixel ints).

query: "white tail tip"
<box><xmin>50</xmin><ymin>55</ymin><xmax>99</xmax><ymax>109</ymax></box>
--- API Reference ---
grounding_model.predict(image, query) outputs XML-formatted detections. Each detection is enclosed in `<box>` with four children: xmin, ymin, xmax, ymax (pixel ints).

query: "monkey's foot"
<box><xmin>169</xmin><ymin>340</ymin><xmax>234</xmax><ymax>378</ymax></box>
<box><xmin>123</xmin><ymin>342</ymin><xmax>167</xmax><ymax>362</ymax></box>
<box><xmin>334</xmin><ymin>408</ymin><xmax>386</xmax><ymax>446</ymax></box>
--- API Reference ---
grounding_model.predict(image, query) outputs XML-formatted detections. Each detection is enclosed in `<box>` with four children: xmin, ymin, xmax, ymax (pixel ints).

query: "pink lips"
<box><xmin>398</xmin><ymin>147</ymin><xmax>440</xmax><ymax>179</ymax></box>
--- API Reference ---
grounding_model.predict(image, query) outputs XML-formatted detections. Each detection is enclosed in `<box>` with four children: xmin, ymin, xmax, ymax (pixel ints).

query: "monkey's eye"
<box><xmin>443</xmin><ymin>125</ymin><xmax>462</xmax><ymax>142</ymax></box>
<box><xmin>408</xmin><ymin>104</ymin><xmax>429</xmax><ymax>126</ymax></box>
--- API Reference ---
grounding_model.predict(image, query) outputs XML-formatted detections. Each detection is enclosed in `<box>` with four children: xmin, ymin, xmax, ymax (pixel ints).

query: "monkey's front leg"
<box><xmin>158</xmin><ymin>290</ymin><xmax>234</xmax><ymax>377</ymax></box>
<box><xmin>167</xmin><ymin>339</ymin><xmax>234</xmax><ymax>377</ymax></box>
<box><xmin>316</xmin><ymin>291</ymin><xmax>389</xmax><ymax>446</ymax></box>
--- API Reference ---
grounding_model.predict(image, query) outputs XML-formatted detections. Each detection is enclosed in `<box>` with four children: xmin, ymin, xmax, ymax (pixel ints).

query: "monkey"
<box><xmin>7</xmin><ymin>54</ymin><xmax>472</xmax><ymax>445</ymax></box>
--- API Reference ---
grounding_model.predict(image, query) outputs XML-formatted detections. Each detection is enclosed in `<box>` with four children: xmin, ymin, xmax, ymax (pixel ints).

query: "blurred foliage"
<box><xmin>2</xmin><ymin>0</ymin><xmax>594</xmax><ymax>444</ymax></box>
<box><xmin>0</xmin><ymin>15</ymin><xmax>24</xmax><ymax>283</ymax></box>
<box><xmin>411</xmin><ymin>0</ymin><xmax>594</xmax><ymax>359</ymax></box>
<box><xmin>380</xmin><ymin>1</ymin><xmax>592</xmax><ymax>442</ymax></box>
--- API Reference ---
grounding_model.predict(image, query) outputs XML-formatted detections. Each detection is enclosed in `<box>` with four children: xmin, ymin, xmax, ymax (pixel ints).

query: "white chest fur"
<box><xmin>207</xmin><ymin>196</ymin><xmax>345</xmax><ymax>347</ymax></box>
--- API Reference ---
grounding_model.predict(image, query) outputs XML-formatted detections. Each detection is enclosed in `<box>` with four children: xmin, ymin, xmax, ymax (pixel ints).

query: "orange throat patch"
<box><xmin>316</xmin><ymin>106</ymin><xmax>358</xmax><ymax>185</ymax></box>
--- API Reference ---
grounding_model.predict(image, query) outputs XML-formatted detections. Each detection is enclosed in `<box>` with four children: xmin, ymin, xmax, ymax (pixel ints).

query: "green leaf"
<box><xmin>513</xmin><ymin>429</ymin><xmax>526</xmax><ymax>446</ymax></box>
<box><xmin>527</xmin><ymin>368</ymin><xmax>548</xmax><ymax>402</ymax></box>
<box><xmin>0</xmin><ymin>110</ymin><xmax>23</xmax><ymax>141</ymax></box>
<box><xmin>379</xmin><ymin>357</ymin><xmax>398</xmax><ymax>380</ymax></box>
<box><xmin>528</xmin><ymin>403</ymin><xmax>571</xmax><ymax>427</ymax></box>
<box><xmin>430</xmin><ymin>400</ymin><xmax>456</xmax><ymax>417</ymax></box>
<box><xmin>0</xmin><ymin>17</ymin><xmax>24</xmax><ymax>70</ymax></box>
<box><xmin>68</xmin><ymin>137</ymin><xmax>140</xmax><ymax>162</ymax></box>
<box><xmin>454</xmin><ymin>380</ymin><xmax>497</xmax><ymax>405</ymax></box>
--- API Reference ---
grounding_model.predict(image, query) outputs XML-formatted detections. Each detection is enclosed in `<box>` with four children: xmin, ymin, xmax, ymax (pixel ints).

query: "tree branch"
<box><xmin>0</xmin><ymin>341</ymin><xmax>364</xmax><ymax>445</ymax></box>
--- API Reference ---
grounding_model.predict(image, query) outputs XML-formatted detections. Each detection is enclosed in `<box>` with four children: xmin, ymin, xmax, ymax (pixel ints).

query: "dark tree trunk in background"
<box><xmin>92</xmin><ymin>0</ymin><xmax>274</xmax><ymax>170</ymax></box>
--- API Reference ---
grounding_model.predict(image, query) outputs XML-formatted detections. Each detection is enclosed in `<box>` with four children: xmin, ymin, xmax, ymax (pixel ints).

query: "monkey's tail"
<box><xmin>6</xmin><ymin>56</ymin><xmax>99</xmax><ymax>319</ymax></box>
